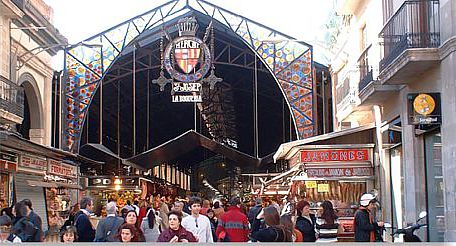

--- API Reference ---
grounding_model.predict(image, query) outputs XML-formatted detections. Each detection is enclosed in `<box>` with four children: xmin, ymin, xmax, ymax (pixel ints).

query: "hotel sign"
<box><xmin>408</xmin><ymin>93</ymin><xmax>441</xmax><ymax>125</ymax></box>
<box><xmin>301</xmin><ymin>149</ymin><xmax>370</xmax><ymax>163</ymax></box>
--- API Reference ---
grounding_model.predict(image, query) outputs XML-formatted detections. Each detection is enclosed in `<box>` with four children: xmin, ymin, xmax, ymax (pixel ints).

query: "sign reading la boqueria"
<box><xmin>301</xmin><ymin>149</ymin><xmax>370</xmax><ymax>163</ymax></box>
<box><xmin>152</xmin><ymin>16</ymin><xmax>222</xmax><ymax>103</ymax></box>
<box><xmin>307</xmin><ymin>167</ymin><xmax>373</xmax><ymax>177</ymax></box>
<box><xmin>48</xmin><ymin>159</ymin><xmax>77</xmax><ymax>178</ymax></box>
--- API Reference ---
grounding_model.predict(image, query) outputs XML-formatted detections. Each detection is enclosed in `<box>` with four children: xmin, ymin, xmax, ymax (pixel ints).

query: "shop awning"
<box><xmin>127</xmin><ymin>130</ymin><xmax>260</xmax><ymax>169</ymax></box>
<box><xmin>273</xmin><ymin>124</ymin><xmax>376</xmax><ymax>162</ymax></box>
<box><xmin>27</xmin><ymin>180</ymin><xmax>57</xmax><ymax>188</ymax></box>
<box><xmin>56</xmin><ymin>182</ymin><xmax>83</xmax><ymax>190</ymax></box>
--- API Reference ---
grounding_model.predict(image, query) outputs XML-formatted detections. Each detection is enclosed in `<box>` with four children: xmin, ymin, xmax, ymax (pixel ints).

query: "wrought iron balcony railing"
<box><xmin>379</xmin><ymin>0</ymin><xmax>440</xmax><ymax>71</ymax></box>
<box><xmin>358</xmin><ymin>45</ymin><xmax>374</xmax><ymax>91</ymax></box>
<box><xmin>0</xmin><ymin>75</ymin><xmax>24</xmax><ymax>118</ymax></box>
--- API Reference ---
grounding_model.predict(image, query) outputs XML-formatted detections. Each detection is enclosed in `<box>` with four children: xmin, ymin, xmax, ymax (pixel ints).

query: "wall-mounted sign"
<box><xmin>87</xmin><ymin>176</ymin><xmax>139</xmax><ymax>188</ymax></box>
<box><xmin>301</xmin><ymin>149</ymin><xmax>370</xmax><ymax>163</ymax></box>
<box><xmin>48</xmin><ymin>159</ymin><xmax>77</xmax><ymax>178</ymax></box>
<box><xmin>20</xmin><ymin>155</ymin><xmax>47</xmax><ymax>171</ymax></box>
<box><xmin>408</xmin><ymin>93</ymin><xmax>441</xmax><ymax>125</ymax></box>
<box><xmin>307</xmin><ymin>167</ymin><xmax>373</xmax><ymax>177</ymax></box>
<box><xmin>0</xmin><ymin>152</ymin><xmax>17</xmax><ymax>172</ymax></box>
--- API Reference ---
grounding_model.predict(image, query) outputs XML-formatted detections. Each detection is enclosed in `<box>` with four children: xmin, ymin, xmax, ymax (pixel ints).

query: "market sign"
<box><xmin>87</xmin><ymin>176</ymin><xmax>139</xmax><ymax>188</ymax></box>
<box><xmin>172</xmin><ymin>82</ymin><xmax>202</xmax><ymax>102</ymax></box>
<box><xmin>48</xmin><ymin>159</ymin><xmax>77</xmax><ymax>178</ymax></box>
<box><xmin>407</xmin><ymin>93</ymin><xmax>441</xmax><ymax>125</ymax></box>
<box><xmin>19</xmin><ymin>155</ymin><xmax>47</xmax><ymax>171</ymax></box>
<box><xmin>301</xmin><ymin>149</ymin><xmax>370</xmax><ymax>163</ymax></box>
<box><xmin>307</xmin><ymin>167</ymin><xmax>373</xmax><ymax>177</ymax></box>
<box><xmin>0</xmin><ymin>152</ymin><xmax>17</xmax><ymax>172</ymax></box>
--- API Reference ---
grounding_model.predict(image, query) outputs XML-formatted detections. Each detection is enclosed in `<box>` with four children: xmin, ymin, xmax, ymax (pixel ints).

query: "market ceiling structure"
<box><xmin>63</xmin><ymin>0</ymin><xmax>315</xmax><ymax>171</ymax></box>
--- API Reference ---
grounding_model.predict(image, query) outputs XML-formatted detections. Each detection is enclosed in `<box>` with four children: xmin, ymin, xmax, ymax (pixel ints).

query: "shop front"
<box><xmin>0</xmin><ymin>151</ymin><xmax>17</xmax><ymax>211</ymax></box>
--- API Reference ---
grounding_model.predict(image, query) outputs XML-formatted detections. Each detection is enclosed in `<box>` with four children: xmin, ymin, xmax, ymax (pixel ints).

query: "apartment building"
<box><xmin>330</xmin><ymin>0</ymin><xmax>455</xmax><ymax>242</ymax></box>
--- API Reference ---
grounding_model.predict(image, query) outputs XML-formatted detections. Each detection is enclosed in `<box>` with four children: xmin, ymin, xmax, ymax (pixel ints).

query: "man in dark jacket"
<box><xmin>21</xmin><ymin>199</ymin><xmax>43</xmax><ymax>241</ymax></box>
<box><xmin>354</xmin><ymin>193</ymin><xmax>384</xmax><ymax>242</ymax></box>
<box><xmin>75</xmin><ymin>197</ymin><xmax>96</xmax><ymax>242</ymax></box>
<box><xmin>94</xmin><ymin>201</ymin><xmax>124</xmax><ymax>242</ymax></box>
<box><xmin>247</xmin><ymin>198</ymin><xmax>263</xmax><ymax>233</ymax></box>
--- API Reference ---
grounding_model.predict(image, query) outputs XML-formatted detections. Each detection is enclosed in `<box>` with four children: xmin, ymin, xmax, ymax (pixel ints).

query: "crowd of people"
<box><xmin>0</xmin><ymin>193</ymin><xmax>384</xmax><ymax>243</ymax></box>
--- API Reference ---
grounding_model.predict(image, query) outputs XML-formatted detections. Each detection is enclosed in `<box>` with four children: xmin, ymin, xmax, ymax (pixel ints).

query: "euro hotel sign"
<box><xmin>407</xmin><ymin>93</ymin><xmax>441</xmax><ymax>125</ymax></box>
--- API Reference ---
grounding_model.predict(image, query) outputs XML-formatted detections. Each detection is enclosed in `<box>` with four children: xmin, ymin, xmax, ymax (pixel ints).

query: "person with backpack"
<box><xmin>8</xmin><ymin>201</ymin><xmax>40</xmax><ymax>242</ymax></box>
<box><xmin>21</xmin><ymin>199</ymin><xmax>43</xmax><ymax>241</ymax></box>
<box><xmin>95</xmin><ymin>201</ymin><xmax>124</xmax><ymax>242</ymax></box>
<box><xmin>216</xmin><ymin>196</ymin><xmax>249</xmax><ymax>242</ymax></box>
<box><xmin>247</xmin><ymin>198</ymin><xmax>264</xmax><ymax>234</ymax></box>
<box><xmin>74</xmin><ymin>197</ymin><xmax>96</xmax><ymax>242</ymax></box>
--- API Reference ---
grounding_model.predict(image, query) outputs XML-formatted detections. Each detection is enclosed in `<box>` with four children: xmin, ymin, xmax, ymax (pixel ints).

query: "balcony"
<box><xmin>379</xmin><ymin>0</ymin><xmax>440</xmax><ymax>84</ymax></box>
<box><xmin>0</xmin><ymin>75</ymin><xmax>24</xmax><ymax>125</ymax></box>
<box><xmin>358</xmin><ymin>45</ymin><xmax>374</xmax><ymax>92</ymax></box>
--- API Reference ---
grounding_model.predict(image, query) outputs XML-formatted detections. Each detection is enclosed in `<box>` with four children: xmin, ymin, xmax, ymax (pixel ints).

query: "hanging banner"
<box><xmin>301</xmin><ymin>149</ymin><xmax>370</xmax><ymax>163</ymax></box>
<box><xmin>305</xmin><ymin>181</ymin><xmax>317</xmax><ymax>188</ymax></box>
<box><xmin>317</xmin><ymin>183</ymin><xmax>329</xmax><ymax>193</ymax></box>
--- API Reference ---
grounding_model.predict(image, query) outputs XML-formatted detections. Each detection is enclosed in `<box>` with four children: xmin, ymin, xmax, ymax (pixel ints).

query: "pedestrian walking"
<box><xmin>74</xmin><ymin>197</ymin><xmax>96</xmax><ymax>242</ymax></box>
<box><xmin>206</xmin><ymin>209</ymin><xmax>218</xmax><ymax>242</ymax></box>
<box><xmin>212</xmin><ymin>201</ymin><xmax>224</xmax><ymax>219</ymax></box>
<box><xmin>7</xmin><ymin>201</ymin><xmax>40</xmax><ymax>242</ymax></box>
<box><xmin>159</xmin><ymin>199</ymin><xmax>170</xmax><ymax>230</ymax></box>
<box><xmin>21</xmin><ymin>199</ymin><xmax>43</xmax><ymax>241</ymax></box>
<box><xmin>181</xmin><ymin>196</ymin><xmax>213</xmax><ymax>243</ymax></box>
<box><xmin>157</xmin><ymin>211</ymin><xmax>197</xmax><ymax>242</ymax></box>
<box><xmin>248</xmin><ymin>197</ymin><xmax>264</xmax><ymax>233</ymax></box>
<box><xmin>140</xmin><ymin>207</ymin><xmax>161</xmax><ymax>242</ymax></box>
<box><xmin>117</xmin><ymin>223</ymin><xmax>142</xmax><ymax>243</ymax></box>
<box><xmin>172</xmin><ymin>200</ymin><xmax>190</xmax><ymax>217</ymax></box>
<box><xmin>94</xmin><ymin>201</ymin><xmax>124</xmax><ymax>242</ymax></box>
<box><xmin>315</xmin><ymin>201</ymin><xmax>340</xmax><ymax>243</ymax></box>
<box><xmin>124</xmin><ymin>210</ymin><xmax>146</xmax><ymax>242</ymax></box>
<box><xmin>281</xmin><ymin>214</ymin><xmax>303</xmax><ymax>242</ymax></box>
<box><xmin>216</xmin><ymin>196</ymin><xmax>249</xmax><ymax>242</ymax></box>
<box><xmin>295</xmin><ymin>200</ymin><xmax>317</xmax><ymax>242</ymax></box>
<box><xmin>354</xmin><ymin>193</ymin><xmax>384</xmax><ymax>242</ymax></box>
<box><xmin>200</xmin><ymin>199</ymin><xmax>211</xmax><ymax>215</ymax></box>
<box><xmin>60</xmin><ymin>226</ymin><xmax>77</xmax><ymax>243</ymax></box>
<box><xmin>251</xmin><ymin>206</ymin><xmax>292</xmax><ymax>242</ymax></box>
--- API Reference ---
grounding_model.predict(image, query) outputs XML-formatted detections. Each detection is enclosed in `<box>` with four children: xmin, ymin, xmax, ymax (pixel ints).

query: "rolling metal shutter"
<box><xmin>15</xmin><ymin>173</ymin><xmax>48</xmax><ymax>231</ymax></box>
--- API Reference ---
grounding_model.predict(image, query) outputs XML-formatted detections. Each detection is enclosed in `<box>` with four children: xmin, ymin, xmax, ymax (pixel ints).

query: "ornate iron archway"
<box><xmin>63</xmin><ymin>0</ymin><xmax>314</xmax><ymax>152</ymax></box>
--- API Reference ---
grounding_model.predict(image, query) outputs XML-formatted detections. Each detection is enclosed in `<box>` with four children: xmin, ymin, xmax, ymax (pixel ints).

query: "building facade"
<box><xmin>329</xmin><ymin>0</ymin><xmax>455</xmax><ymax>242</ymax></box>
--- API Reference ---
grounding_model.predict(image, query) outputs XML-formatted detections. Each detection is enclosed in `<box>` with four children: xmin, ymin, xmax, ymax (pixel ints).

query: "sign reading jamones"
<box><xmin>301</xmin><ymin>149</ymin><xmax>370</xmax><ymax>163</ymax></box>
<box><xmin>48</xmin><ymin>159</ymin><xmax>77</xmax><ymax>178</ymax></box>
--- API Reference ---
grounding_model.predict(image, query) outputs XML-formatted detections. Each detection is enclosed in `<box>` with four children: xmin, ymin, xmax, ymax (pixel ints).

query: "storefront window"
<box><xmin>390</xmin><ymin>145</ymin><xmax>405</xmax><ymax>242</ymax></box>
<box><xmin>425</xmin><ymin>132</ymin><xmax>444</xmax><ymax>242</ymax></box>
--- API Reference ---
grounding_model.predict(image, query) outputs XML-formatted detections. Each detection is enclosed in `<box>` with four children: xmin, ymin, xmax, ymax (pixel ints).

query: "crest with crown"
<box><xmin>177</xmin><ymin>16</ymin><xmax>199</xmax><ymax>36</ymax></box>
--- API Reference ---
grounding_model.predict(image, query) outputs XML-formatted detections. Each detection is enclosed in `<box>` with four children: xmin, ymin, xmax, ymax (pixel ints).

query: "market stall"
<box><xmin>0</xmin><ymin>151</ymin><xmax>17</xmax><ymax>210</ymax></box>
<box><xmin>288</xmin><ymin>144</ymin><xmax>375</xmax><ymax>241</ymax></box>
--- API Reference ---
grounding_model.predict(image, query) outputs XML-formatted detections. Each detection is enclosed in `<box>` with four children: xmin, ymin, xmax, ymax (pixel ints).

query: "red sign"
<box><xmin>48</xmin><ymin>159</ymin><xmax>77</xmax><ymax>178</ymax></box>
<box><xmin>307</xmin><ymin>167</ymin><xmax>373</xmax><ymax>177</ymax></box>
<box><xmin>301</xmin><ymin>149</ymin><xmax>369</xmax><ymax>163</ymax></box>
<box><xmin>0</xmin><ymin>160</ymin><xmax>17</xmax><ymax>172</ymax></box>
<box><xmin>20</xmin><ymin>155</ymin><xmax>47</xmax><ymax>171</ymax></box>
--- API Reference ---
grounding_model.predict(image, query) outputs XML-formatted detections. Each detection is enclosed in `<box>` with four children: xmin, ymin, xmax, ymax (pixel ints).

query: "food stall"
<box><xmin>287</xmin><ymin>144</ymin><xmax>375</xmax><ymax>241</ymax></box>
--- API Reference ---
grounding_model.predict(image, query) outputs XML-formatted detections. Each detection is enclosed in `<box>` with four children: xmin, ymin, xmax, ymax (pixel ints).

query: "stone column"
<box><xmin>440</xmin><ymin>0</ymin><xmax>456</xmax><ymax>241</ymax></box>
<box><xmin>400</xmin><ymin>89</ymin><xmax>427</xmax><ymax>225</ymax></box>
<box><xmin>29</xmin><ymin>128</ymin><xmax>45</xmax><ymax>145</ymax></box>
<box><xmin>440</xmin><ymin>44</ymin><xmax>456</xmax><ymax>242</ymax></box>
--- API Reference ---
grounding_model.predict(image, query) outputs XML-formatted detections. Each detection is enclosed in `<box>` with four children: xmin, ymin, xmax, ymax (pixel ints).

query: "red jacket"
<box><xmin>216</xmin><ymin>206</ymin><xmax>249</xmax><ymax>242</ymax></box>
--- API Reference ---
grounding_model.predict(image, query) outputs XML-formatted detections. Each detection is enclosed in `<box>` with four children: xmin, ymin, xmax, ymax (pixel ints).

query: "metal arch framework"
<box><xmin>63</xmin><ymin>0</ymin><xmax>315</xmax><ymax>152</ymax></box>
